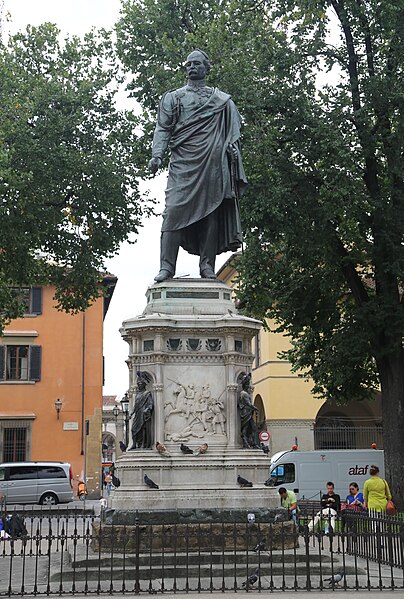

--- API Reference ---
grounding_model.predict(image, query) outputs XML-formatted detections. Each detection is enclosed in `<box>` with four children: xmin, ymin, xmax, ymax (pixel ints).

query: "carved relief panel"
<box><xmin>163</xmin><ymin>370</ymin><xmax>227</xmax><ymax>442</ymax></box>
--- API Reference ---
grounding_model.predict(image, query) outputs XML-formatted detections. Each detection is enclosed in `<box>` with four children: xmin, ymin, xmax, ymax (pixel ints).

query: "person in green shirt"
<box><xmin>364</xmin><ymin>464</ymin><xmax>391</xmax><ymax>512</ymax></box>
<box><xmin>279</xmin><ymin>487</ymin><xmax>298</xmax><ymax>524</ymax></box>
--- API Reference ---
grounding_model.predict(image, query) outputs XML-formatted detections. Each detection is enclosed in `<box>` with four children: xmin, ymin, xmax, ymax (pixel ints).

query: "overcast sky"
<box><xmin>4</xmin><ymin>0</ymin><xmax>233</xmax><ymax>397</ymax></box>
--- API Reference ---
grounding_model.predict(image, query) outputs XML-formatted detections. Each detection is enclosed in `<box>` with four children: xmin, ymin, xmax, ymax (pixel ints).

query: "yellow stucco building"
<box><xmin>217</xmin><ymin>254</ymin><xmax>382</xmax><ymax>453</ymax></box>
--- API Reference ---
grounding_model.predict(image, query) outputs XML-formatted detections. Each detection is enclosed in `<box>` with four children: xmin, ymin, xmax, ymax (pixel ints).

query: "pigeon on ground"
<box><xmin>180</xmin><ymin>443</ymin><xmax>194</xmax><ymax>455</ymax></box>
<box><xmin>144</xmin><ymin>474</ymin><xmax>159</xmax><ymax>489</ymax></box>
<box><xmin>253</xmin><ymin>539</ymin><xmax>266</xmax><ymax>552</ymax></box>
<box><xmin>324</xmin><ymin>571</ymin><xmax>344</xmax><ymax>586</ymax></box>
<box><xmin>242</xmin><ymin>568</ymin><xmax>259</xmax><ymax>588</ymax></box>
<box><xmin>237</xmin><ymin>475</ymin><xmax>253</xmax><ymax>488</ymax></box>
<box><xmin>194</xmin><ymin>443</ymin><xmax>208</xmax><ymax>456</ymax></box>
<box><xmin>156</xmin><ymin>441</ymin><xmax>170</xmax><ymax>457</ymax></box>
<box><xmin>260</xmin><ymin>442</ymin><xmax>270</xmax><ymax>455</ymax></box>
<box><xmin>119</xmin><ymin>441</ymin><xmax>127</xmax><ymax>451</ymax></box>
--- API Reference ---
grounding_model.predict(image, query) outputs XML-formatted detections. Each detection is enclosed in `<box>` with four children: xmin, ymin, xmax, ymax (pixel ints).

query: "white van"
<box><xmin>0</xmin><ymin>462</ymin><xmax>74</xmax><ymax>505</ymax></box>
<box><xmin>267</xmin><ymin>449</ymin><xmax>385</xmax><ymax>500</ymax></box>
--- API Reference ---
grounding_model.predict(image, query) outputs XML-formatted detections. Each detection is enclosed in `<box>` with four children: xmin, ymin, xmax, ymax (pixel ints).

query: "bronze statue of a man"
<box><xmin>238</xmin><ymin>373</ymin><xmax>259</xmax><ymax>449</ymax></box>
<box><xmin>130</xmin><ymin>372</ymin><xmax>154</xmax><ymax>449</ymax></box>
<box><xmin>149</xmin><ymin>49</ymin><xmax>247</xmax><ymax>283</ymax></box>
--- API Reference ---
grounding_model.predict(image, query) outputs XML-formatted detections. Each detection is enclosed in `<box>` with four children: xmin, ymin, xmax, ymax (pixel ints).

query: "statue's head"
<box><xmin>185</xmin><ymin>49</ymin><xmax>211</xmax><ymax>80</ymax></box>
<box><xmin>240</xmin><ymin>373</ymin><xmax>252</xmax><ymax>390</ymax></box>
<box><xmin>136</xmin><ymin>371</ymin><xmax>148</xmax><ymax>389</ymax></box>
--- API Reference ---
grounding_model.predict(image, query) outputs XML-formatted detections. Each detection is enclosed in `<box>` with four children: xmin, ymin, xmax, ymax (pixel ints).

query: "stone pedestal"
<box><xmin>110</xmin><ymin>279</ymin><xmax>277</xmax><ymax>513</ymax></box>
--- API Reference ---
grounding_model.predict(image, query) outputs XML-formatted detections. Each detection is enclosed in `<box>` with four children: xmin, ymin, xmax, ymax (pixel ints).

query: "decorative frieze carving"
<box><xmin>186</xmin><ymin>338</ymin><xmax>202</xmax><ymax>351</ymax></box>
<box><xmin>163</xmin><ymin>355</ymin><xmax>224</xmax><ymax>363</ymax></box>
<box><xmin>206</xmin><ymin>338</ymin><xmax>222</xmax><ymax>351</ymax></box>
<box><xmin>268</xmin><ymin>419</ymin><xmax>314</xmax><ymax>427</ymax></box>
<box><xmin>167</xmin><ymin>338</ymin><xmax>182</xmax><ymax>351</ymax></box>
<box><xmin>164</xmin><ymin>380</ymin><xmax>227</xmax><ymax>442</ymax></box>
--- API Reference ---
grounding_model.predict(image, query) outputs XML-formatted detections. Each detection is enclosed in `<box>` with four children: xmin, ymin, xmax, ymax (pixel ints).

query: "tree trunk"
<box><xmin>377</xmin><ymin>348</ymin><xmax>404</xmax><ymax>509</ymax></box>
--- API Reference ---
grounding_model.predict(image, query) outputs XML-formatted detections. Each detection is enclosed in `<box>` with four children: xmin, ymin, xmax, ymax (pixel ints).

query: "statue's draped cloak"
<box><xmin>131</xmin><ymin>390</ymin><xmax>153</xmax><ymax>443</ymax></box>
<box><xmin>238</xmin><ymin>390</ymin><xmax>254</xmax><ymax>428</ymax></box>
<box><xmin>154</xmin><ymin>88</ymin><xmax>247</xmax><ymax>256</ymax></box>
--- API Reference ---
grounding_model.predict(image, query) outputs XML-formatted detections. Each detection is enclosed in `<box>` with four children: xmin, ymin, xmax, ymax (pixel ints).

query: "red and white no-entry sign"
<box><xmin>259</xmin><ymin>431</ymin><xmax>270</xmax><ymax>443</ymax></box>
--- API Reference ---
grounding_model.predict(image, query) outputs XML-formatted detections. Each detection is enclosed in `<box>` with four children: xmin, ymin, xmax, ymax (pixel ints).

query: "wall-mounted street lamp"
<box><xmin>120</xmin><ymin>392</ymin><xmax>130</xmax><ymax>448</ymax></box>
<box><xmin>55</xmin><ymin>398</ymin><xmax>62</xmax><ymax>419</ymax></box>
<box><xmin>112</xmin><ymin>404</ymin><xmax>120</xmax><ymax>420</ymax></box>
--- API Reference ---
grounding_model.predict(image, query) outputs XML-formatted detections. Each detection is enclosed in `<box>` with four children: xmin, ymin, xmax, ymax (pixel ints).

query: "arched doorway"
<box><xmin>314</xmin><ymin>396</ymin><xmax>383</xmax><ymax>449</ymax></box>
<box><xmin>254</xmin><ymin>394</ymin><xmax>267</xmax><ymax>433</ymax></box>
<box><xmin>102</xmin><ymin>432</ymin><xmax>116</xmax><ymax>462</ymax></box>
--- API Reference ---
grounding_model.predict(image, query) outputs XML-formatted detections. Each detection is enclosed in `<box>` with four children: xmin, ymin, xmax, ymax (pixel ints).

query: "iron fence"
<box><xmin>344</xmin><ymin>510</ymin><xmax>404</xmax><ymax>568</ymax></box>
<box><xmin>0</xmin><ymin>508</ymin><xmax>402</xmax><ymax>595</ymax></box>
<box><xmin>314</xmin><ymin>425</ymin><xmax>383</xmax><ymax>449</ymax></box>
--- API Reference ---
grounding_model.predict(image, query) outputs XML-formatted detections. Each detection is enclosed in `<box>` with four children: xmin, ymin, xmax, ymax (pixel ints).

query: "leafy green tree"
<box><xmin>0</xmin><ymin>23</ymin><xmax>149</xmax><ymax>331</ymax></box>
<box><xmin>116</xmin><ymin>0</ymin><xmax>403</xmax><ymax>505</ymax></box>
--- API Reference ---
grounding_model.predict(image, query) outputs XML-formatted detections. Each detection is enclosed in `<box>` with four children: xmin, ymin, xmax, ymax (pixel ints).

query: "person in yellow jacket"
<box><xmin>363</xmin><ymin>465</ymin><xmax>391</xmax><ymax>512</ymax></box>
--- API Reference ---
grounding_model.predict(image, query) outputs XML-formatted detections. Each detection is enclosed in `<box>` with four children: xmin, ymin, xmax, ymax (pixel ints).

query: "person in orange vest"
<box><xmin>78</xmin><ymin>480</ymin><xmax>87</xmax><ymax>500</ymax></box>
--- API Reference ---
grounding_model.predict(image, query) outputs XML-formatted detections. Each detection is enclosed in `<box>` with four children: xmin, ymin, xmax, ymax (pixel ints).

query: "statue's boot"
<box><xmin>154</xmin><ymin>269</ymin><xmax>173</xmax><ymax>283</ymax></box>
<box><xmin>200</xmin><ymin>267</ymin><xmax>216</xmax><ymax>279</ymax></box>
<box><xmin>157</xmin><ymin>230</ymin><xmax>180</xmax><ymax>281</ymax></box>
<box><xmin>199</xmin><ymin>210</ymin><xmax>217</xmax><ymax>279</ymax></box>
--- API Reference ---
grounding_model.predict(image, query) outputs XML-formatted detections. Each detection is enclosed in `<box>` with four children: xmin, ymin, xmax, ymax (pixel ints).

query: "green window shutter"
<box><xmin>0</xmin><ymin>346</ymin><xmax>5</xmax><ymax>380</ymax></box>
<box><xmin>29</xmin><ymin>345</ymin><xmax>42</xmax><ymax>381</ymax></box>
<box><xmin>31</xmin><ymin>287</ymin><xmax>43</xmax><ymax>315</ymax></box>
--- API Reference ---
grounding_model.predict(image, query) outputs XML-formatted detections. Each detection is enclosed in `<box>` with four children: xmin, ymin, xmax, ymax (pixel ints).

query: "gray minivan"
<box><xmin>0</xmin><ymin>462</ymin><xmax>73</xmax><ymax>505</ymax></box>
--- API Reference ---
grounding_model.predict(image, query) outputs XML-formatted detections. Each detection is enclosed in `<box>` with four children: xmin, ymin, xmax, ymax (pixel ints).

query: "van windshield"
<box><xmin>269</xmin><ymin>463</ymin><xmax>295</xmax><ymax>485</ymax></box>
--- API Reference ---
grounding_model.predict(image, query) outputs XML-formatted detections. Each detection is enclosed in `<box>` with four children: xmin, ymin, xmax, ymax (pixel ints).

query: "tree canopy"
<box><xmin>116</xmin><ymin>0</ymin><xmax>403</xmax><ymax>503</ymax></box>
<box><xmin>0</xmin><ymin>23</ymin><xmax>149</xmax><ymax>331</ymax></box>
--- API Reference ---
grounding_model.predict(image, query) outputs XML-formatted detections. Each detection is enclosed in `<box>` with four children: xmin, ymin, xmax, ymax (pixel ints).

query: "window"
<box><xmin>6</xmin><ymin>346</ymin><xmax>29</xmax><ymax>380</ymax></box>
<box><xmin>9</xmin><ymin>287</ymin><xmax>42</xmax><ymax>315</ymax></box>
<box><xmin>8</xmin><ymin>464</ymin><xmax>37</xmax><ymax>480</ymax></box>
<box><xmin>0</xmin><ymin>345</ymin><xmax>42</xmax><ymax>382</ymax></box>
<box><xmin>36</xmin><ymin>466</ymin><xmax>66</xmax><ymax>479</ymax></box>
<box><xmin>11</xmin><ymin>287</ymin><xmax>31</xmax><ymax>313</ymax></box>
<box><xmin>0</xmin><ymin>420</ymin><xmax>32</xmax><ymax>462</ymax></box>
<box><xmin>235</xmin><ymin>339</ymin><xmax>243</xmax><ymax>352</ymax></box>
<box><xmin>270</xmin><ymin>463</ymin><xmax>296</xmax><ymax>484</ymax></box>
<box><xmin>3</xmin><ymin>428</ymin><xmax>27</xmax><ymax>462</ymax></box>
<box><xmin>254</xmin><ymin>331</ymin><xmax>261</xmax><ymax>367</ymax></box>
